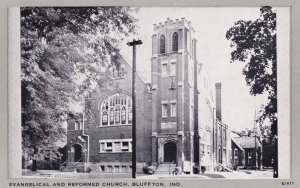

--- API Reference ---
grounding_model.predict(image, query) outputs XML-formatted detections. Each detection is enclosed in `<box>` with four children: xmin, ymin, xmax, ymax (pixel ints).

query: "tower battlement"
<box><xmin>153</xmin><ymin>17</ymin><xmax>195</xmax><ymax>33</ymax></box>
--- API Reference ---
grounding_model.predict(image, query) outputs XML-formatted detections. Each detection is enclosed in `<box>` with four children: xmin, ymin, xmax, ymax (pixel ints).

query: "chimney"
<box><xmin>215</xmin><ymin>83</ymin><xmax>222</xmax><ymax>121</ymax></box>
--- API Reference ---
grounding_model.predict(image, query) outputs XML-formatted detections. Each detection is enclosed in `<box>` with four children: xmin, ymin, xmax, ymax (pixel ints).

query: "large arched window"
<box><xmin>100</xmin><ymin>93</ymin><xmax>132</xmax><ymax>126</ymax></box>
<box><xmin>172</xmin><ymin>32</ymin><xmax>178</xmax><ymax>52</ymax></box>
<box><xmin>160</xmin><ymin>35</ymin><xmax>166</xmax><ymax>54</ymax></box>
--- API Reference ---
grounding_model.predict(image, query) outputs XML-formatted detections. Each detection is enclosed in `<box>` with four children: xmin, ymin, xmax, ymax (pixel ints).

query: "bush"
<box><xmin>35</xmin><ymin>159</ymin><xmax>60</xmax><ymax>170</ymax></box>
<box><xmin>142</xmin><ymin>165</ymin><xmax>156</xmax><ymax>174</ymax></box>
<box><xmin>193</xmin><ymin>166</ymin><xmax>199</xmax><ymax>174</ymax></box>
<box><xmin>200</xmin><ymin>166</ymin><xmax>206</xmax><ymax>174</ymax></box>
<box><xmin>215</xmin><ymin>165</ymin><xmax>222</xmax><ymax>172</ymax></box>
<box><xmin>233</xmin><ymin>165</ymin><xmax>239</xmax><ymax>171</ymax></box>
<box><xmin>76</xmin><ymin>166</ymin><xmax>92</xmax><ymax>173</ymax></box>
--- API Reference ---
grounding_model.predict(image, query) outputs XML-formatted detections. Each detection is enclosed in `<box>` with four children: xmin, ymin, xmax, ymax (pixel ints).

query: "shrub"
<box><xmin>200</xmin><ymin>166</ymin><xmax>206</xmax><ymax>174</ymax></box>
<box><xmin>142</xmin><ymin>165</ymin><xmax>156</xmax><ymax>174</ymax></box>
<box><xmin>233</xmin><ymin>165</ymin><xmax>239</xmax><ymax>171</ymax></box>
<box><xmin>35</xmin><ymin>159</ymin><xmax>60</xmax><ymax>170</ymax></box>
<box><xmin>76</xmin><ymin>166</ymin><xmax>92</xmax><ymax>173</ymax></box>
<box><xmin>193</xmin><ymin>166</ymin><xmax>199</xmax><ymax>174</ymax></box>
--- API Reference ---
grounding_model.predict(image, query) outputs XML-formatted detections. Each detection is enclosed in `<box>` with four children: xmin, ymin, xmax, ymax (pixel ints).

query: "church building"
<box><xmin>64</xmin><ymin>18</ymin><xmax>230</xmax><ymax>174</ymax></box>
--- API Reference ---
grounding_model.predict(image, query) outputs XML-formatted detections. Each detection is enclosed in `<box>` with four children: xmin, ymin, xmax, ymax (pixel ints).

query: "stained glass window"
<box><xmin>100</xmin><ymin>93</ymin><xmax>133</xmax><ymax>126</ymax></box>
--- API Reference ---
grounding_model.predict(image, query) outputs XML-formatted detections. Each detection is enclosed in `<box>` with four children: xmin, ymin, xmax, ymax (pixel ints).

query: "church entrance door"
<box><xmin>71</xmin><ymin>144</ymin><xmax>82</xmax><ymax>162</ymax></box>
<box><xmin>163</xmin><ymin>142</ymin><xmax>177</xmax><ymax>163</ymax></box>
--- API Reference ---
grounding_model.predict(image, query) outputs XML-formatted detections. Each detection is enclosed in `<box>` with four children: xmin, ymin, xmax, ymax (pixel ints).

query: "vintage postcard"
<box><xmin>4</xmin><ymin>3</ymin><xmax>296</xmax><ymax>188</ymax></box>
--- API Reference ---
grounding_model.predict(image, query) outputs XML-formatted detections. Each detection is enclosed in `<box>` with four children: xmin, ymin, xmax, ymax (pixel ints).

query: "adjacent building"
<box><xmin>232</xmin><ymin>136</ymin><xmax>262</xmax><ymax>169</ymax></box>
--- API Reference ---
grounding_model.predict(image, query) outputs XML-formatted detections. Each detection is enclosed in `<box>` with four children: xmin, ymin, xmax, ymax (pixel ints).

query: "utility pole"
<box><xmin>127</xmin><ymin>39</ymin><xmax>142</xmax><ymax>179</ymax></box>
<box><xmin>254</xmin><ymin>109</ymin><xmax>257</xmax><ymax>171</ymax></box>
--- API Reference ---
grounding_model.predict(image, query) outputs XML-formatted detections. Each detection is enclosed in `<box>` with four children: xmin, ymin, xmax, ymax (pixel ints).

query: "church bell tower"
<box><xmin>150</xmin><ymin>17</ymin><xmax>198</xmax><ymax>173</ymax></box>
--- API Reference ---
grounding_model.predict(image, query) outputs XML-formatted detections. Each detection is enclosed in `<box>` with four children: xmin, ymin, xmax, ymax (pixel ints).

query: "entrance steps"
<box><xmin>61</xmin><ymin>162</ymin><xmax>83</xmax><ymax>172</ymax></box>
<box><xmin>155</xmin><ymin>164</ymin><xmax>176</xmax><ymax>175</ymax></box>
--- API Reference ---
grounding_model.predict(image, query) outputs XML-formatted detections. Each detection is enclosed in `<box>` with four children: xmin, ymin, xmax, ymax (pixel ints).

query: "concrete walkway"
<box><xmin>22</xmin><ymin>169</ymin><xmax>273</xmax><ymax>179</ymax></box>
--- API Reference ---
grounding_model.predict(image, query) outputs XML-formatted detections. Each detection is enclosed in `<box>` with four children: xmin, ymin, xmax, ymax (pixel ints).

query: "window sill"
<box><xmin>98</xmin><ymin>124</ymin><xmax>132</xmax><ymax>128</ymax></box>
<box><xmin>161</xmin><ymin>75</ymin><xmax>176</xmax><ymax>78</ymax></box>
<box><xmin>113</xmin><ymin>77</ymin><xmax>125</xmax><ymax>80</ymax></box>
<box><xmin>98</xmin><ymin>151</ymin><xmax>132</xmax><ymax>154</ymax></box>
<box><xmin>158</xmin><ymin>51</ymin><xmax>181</xmax><ymax>56</ymax></box>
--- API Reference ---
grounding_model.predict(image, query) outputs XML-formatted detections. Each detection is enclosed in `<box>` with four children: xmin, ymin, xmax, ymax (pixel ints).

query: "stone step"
<box><xmin>61</xmin><ymin>166</ymin><xmax>77</xmax><ymax>172</ymax></box>
<box><xmin>155</xmin><ymin>164</ymin><xmax>176</xmax><ymax>174</ymax></box>
<box><xmin>60</xmin><ymin>162</ymin><xmax>84</xmax><ymax>172</ymax></box>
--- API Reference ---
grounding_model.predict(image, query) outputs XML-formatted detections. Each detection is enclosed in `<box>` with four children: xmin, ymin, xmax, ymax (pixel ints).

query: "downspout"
<box><xmin>82</xmin><ymin>113</ymin><xmax>90</xmax><ymax>163</ymax></box>
<box><xmin>212</xmin><ymin>107</ymin><xmax>215</xmax><ymax>170</ymax></box>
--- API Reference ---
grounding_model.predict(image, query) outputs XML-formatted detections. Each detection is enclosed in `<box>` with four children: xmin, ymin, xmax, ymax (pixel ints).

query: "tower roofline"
<box><xmin>153</xmin><ymin>17</ymin><xmax>195</xmax><ymax>33</ymax></box>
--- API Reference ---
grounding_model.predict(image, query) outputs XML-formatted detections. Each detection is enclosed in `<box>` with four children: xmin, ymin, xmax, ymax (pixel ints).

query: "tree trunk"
<box><xmin>273</xmin><ymin>138</ymin><xmax>278</xmax><ymax>178</ymax></box>
<box><xmin>31</xmin><ymin>147</ymin><xmax>38</xmax><ymax>171</ymax></box>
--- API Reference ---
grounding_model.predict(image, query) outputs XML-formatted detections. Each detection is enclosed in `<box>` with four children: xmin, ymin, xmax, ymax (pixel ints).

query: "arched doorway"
<box><xmin>70</xmin><ymin>144</ymin><xmax>82</xmax><ymax>162</ymax></box>
<box><xmin>163</xmin><ymin>142</ymin><xmax>177</xmax><ymax>163</ymax></box>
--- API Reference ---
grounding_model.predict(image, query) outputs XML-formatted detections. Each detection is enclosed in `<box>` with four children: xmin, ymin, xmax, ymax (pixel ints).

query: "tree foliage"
<box><xmin>226</xmin><ymin>6</ymin><xmax>278</xmax><ymax>177</ymax></box>
<box><xmin>226</xmin><ymin>6</ymin><xmax>277</xmax><ymax>136</ymax></box>
<box><xmin>21</xmin><ymin>7</ymin><xmax>139</xmax><ymax>158</ymax></box>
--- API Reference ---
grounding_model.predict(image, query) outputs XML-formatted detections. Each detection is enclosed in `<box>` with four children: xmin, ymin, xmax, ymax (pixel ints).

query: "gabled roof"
<box><xmin>234</xmin><ymin>136</ymin><xmax>262</xmax><ymax>149</ymax></box>
<box><xmin>232</xmin><ymin>137</ymin><xmax>244</xmax><ymax>151</ymax></box>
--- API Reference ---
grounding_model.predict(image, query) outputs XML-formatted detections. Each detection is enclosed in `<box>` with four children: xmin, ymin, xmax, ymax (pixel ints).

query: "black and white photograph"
<box><xmin>13</xmin><ymin>6</ymin><xmax>290</xmax><ymax>179</ymax></box>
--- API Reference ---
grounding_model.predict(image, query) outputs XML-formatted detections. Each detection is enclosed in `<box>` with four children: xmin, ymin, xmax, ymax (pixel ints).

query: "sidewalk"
<box><xmin>138</xmin><ymin>169</ymin><xmax>274</xmax><ymax>179</ymax></box>
<box><xmin>22</xmin><ymin>169</ymin><xmax>273</xmax><ymax>179</ymax></box>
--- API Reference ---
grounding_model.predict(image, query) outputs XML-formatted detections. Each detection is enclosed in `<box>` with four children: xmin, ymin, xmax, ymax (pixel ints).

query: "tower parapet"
<box><xmin>153</xmin><ymin>17</ymin><xmax>195</xmax><ymax>33</ymax></box>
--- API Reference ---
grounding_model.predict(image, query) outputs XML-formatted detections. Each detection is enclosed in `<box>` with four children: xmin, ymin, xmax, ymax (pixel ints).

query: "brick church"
<box><xmin>65</xmin><ymin>18</ymin><xmax>232</xmax><ymax>174</ymax></box>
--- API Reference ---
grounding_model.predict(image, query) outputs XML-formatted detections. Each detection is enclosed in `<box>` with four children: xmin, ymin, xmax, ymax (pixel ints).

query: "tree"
<box><xmin>260</xmin><ymin>126</ymin><xmax>276</xmax><ymax>168</ymax></box>
<box><xmin>226</xmin><ymin>6</ymin><xmax>278</xmax><ymax>177</ymax></box>
<box><xmin>21</xmin><ymin>7</ymin><xmax>139</xmax><ymax>170</ymax></box>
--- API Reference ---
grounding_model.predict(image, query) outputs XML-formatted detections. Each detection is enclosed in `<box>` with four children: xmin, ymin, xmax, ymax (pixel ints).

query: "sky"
<box><xmin>119</xmin><ymin>7</ymin><xmax>269</xmax><ymax>132</ymax></box>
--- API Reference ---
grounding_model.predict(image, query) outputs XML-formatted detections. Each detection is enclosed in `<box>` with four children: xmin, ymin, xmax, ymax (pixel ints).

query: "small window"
<box><xmin>114</xmin><ymin>166</ymin><xmax>120</xmax><ymax>173</ymax></box>
<box><xmin>130</xmin><ymin>141</ymin><xmax>132</xmax><ymax>152</ymax></box>
<box><xmin>162</xmin><ymin>104</ymin><xmax>168</xmax><ymax>117</ymax></box>
<box><xmin>248</xmin><ymin>152</ymin><xmax>252</xmax><ymax>159</ymax></box>
<box><xmin>100</xmin><ymin>143</ymin><xmax>105</xmax><ymax>152</ymax></box>
<box><xmin>106</xmin><ymin>142</ymin><xmax>113</xmax><ymax>151</ymax></box>
<box><xmin>79</xmin><ymin>121</ymin><xmax>83</xmax><ymax>130</ymax></box>
<box><xmin>121</xmin><ymin>142</ymin><xmax>129</xmax><ymax>151</ymax></box>
<box><xmin>74</xmin><ymin>121</ymin><xmax>79</xmax><ymax>130</ymax></box>
<box><xmin>114</xmin><ymin>142</ymin><xmax>121</xmax><ymax>152</ymax></box>
<box><xmin>170</xmin><ymin>62</ymin><xmax>176</xmax><ymax>76</ymax></box>
<box><xmin>100</xmin><ymin>165</ymin><xmax>105</xmax><ymax>172</ymax></box>
<box><xmin>121</xmin><ymin>166</ymin><xmax>127</xmax><ymax>173</ymax></box>
<box><xmin>248</xmin><ymin>158</ymin><xmax>252</xmax><ymax>165</ymax></box>
<box><xmin>172</xmin><ymin>32</ymin><xmax>178</xmax><ymax>52</ymax></box>
<box><xmin>234</xmin><ymin>149</ymin><xmax>238</xmax><ymax>157</ymax></box>
<box><xmin>162</xmin><ymin>63</ymin><xmax>168</xmax><ymax>77</ymax></box>
<box><xmin>107</xmin><ymin>166</ymin><xmax>113</xmax><ymax>172</ymax></box>
<box><xmin>207</xmin><ymin>145</ymin><xmax>210</xmax><ymax>154</ymax></box>
<box><xmin>160</xmin><ymin>35</ymin><xmax>166</xmax><ymax>54</ymax></box>
<box><xmin>112</xmin><ymin>64</ymin><xmax>125</xmax><ymax>78</ymax></box>
<box><xmin>201</xmin><ymin>144</ymin><xmax>205</xmax><ymax>154</ymax></box>
<box><xmin>170</xmin><ymin>103</ymin><xmax>177</xmax><ymax>117</ymax></box>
